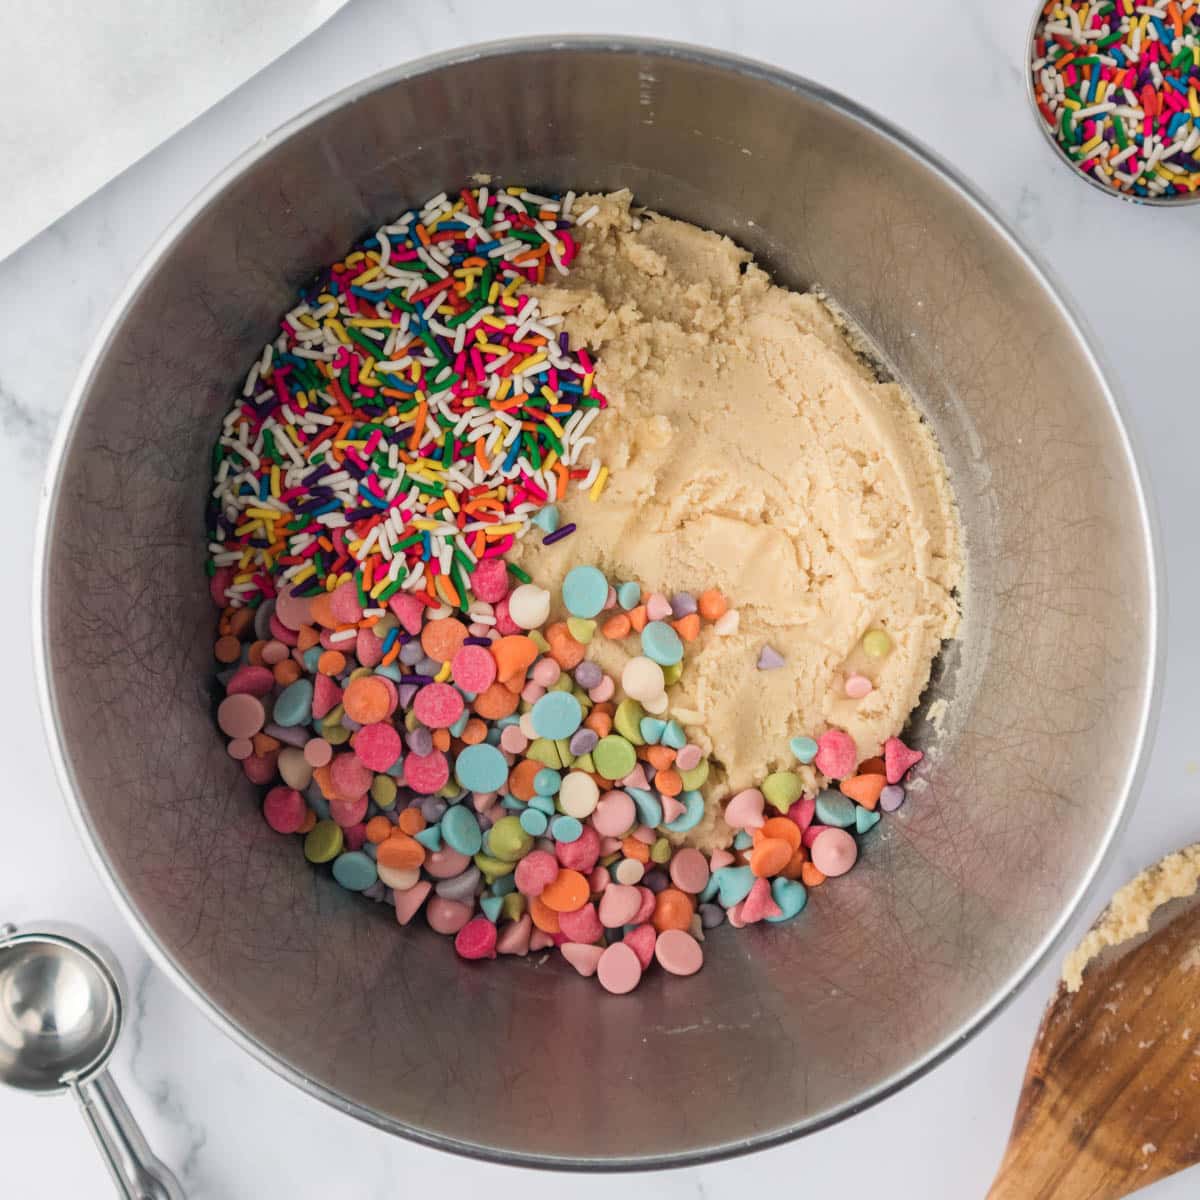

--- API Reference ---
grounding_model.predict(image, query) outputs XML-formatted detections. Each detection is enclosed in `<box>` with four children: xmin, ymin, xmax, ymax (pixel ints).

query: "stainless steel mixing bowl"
<box><xmin>35</xmin><ymin>38</ymin><xmax>1160</xmax><ymax>1167</ymax></box>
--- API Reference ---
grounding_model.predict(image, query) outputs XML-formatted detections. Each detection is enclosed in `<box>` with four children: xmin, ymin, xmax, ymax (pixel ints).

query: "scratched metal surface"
<box><xmin>36</xmin><ymin>41</ymin><xmax>1158</xmax><ymax>1166</ymax></box>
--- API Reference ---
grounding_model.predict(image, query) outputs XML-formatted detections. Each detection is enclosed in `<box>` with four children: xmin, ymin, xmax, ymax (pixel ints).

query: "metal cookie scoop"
<box><xmin>0</xmin><ymin>922</ymin><xmax>183</xmax><ymax>1199</ymax></box>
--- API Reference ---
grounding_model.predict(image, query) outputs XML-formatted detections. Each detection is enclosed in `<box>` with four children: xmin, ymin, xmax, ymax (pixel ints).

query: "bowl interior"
<box><xmin>39</xmin><ymin>41</ymin><xmax>1156</xmax><ymax>1165</ymax></box>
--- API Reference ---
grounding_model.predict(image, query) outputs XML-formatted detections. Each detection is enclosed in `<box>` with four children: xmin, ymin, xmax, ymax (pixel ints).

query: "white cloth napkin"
<box><xmin>0</xmin><ymin>0</ymin><xmax>348</xmax><ymax>262</ymax></box>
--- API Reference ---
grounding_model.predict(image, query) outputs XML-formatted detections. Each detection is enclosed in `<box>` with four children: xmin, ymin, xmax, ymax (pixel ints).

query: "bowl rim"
<box><xmin>32</xmin><ymin>34</ymin><xmax>1165</xmax><ymax>1170</ymax></box>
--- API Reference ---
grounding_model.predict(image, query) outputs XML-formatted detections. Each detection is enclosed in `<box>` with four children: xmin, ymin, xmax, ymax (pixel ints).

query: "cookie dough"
<box><xmin>518</xmin><ymin>192</ymin><xmax>963</xmax><ymax>849</ymax></box>
<box><xmin>1062</xmin><ymin>845</ymin><xmax>1200</xmax><ymax>993</ymax></box>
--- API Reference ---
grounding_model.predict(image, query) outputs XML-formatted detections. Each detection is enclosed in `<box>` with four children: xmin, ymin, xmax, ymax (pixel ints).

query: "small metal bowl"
<box><xmin>1025</xmin><ymin>0</ymin><xmax>1200</xmax><ymax>205</ymax></box>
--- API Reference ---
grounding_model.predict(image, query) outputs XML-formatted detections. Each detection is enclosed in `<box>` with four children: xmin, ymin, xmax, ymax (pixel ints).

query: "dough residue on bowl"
<box><xmin>517</xmin><ymin>191</ymin><xmax>963</xmax><ymax>850</ymax></box>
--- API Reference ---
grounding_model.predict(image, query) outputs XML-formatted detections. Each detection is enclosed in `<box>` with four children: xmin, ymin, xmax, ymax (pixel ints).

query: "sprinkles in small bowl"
<box><xmin>1030</xmin><ymin>0</ymin><xmax>1200</xmax><ymax>202</ymax></box>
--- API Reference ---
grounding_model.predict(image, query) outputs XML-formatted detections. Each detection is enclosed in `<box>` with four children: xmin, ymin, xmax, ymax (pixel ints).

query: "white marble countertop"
<box><xmin>3</xmin><ymin>1</ymin><xmax>1199</xmax><ymax>1196</ymax></box>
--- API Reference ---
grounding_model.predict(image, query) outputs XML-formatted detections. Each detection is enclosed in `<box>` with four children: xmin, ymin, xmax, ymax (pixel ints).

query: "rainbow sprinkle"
<box><xmin>206</xmin><ymin>186</ymin><xmax>606</xmax><ymax>612</ymax></box>
<box><xmin>1032</xmin><ymin>0</ymin><xmax>1200</xmax><ymax>199</ymax></box>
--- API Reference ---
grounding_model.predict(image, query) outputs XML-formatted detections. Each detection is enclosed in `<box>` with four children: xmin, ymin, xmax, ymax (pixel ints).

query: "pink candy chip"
<box><xmin>814</xmin><ymin>729</ymin><xmax>857</xmax><ymax>779</ymax></box>
<box><xmin>555</xmin><ymin>824</ymin><xmax>600</xmax><ymax>873</ymax></box>
<box><xmin>845</xmin><ymin>673</ymin><xmax>873</xmax><ymax>699</ymax></box>
<box><xmin>427</xmin><ymin>897</ymin><xmax>472</xmax><ymax>935</ymax></box>
<box><xmin>741</xmin><ymin>877</ymin><xmax>783</xmax><ymax>923</ymax></box>
<box><xmin>655</xmin><ymin>929</ymin><xmax>704</xmax><ymax>976</ymax></box>
<box><xmin>353</xmin><ymin>723</ymin><xmax>402</xmax><ymax>772</ymax></box>
<box><xmin>356</xmin><ymin>628</ymin><xmax>385</xmax><ymax>668</ymax></box>
<box><xmin>592</xmin><ymin>790</ymin><xmax>635</xmax><ymax>838</ymax></box>
<box><xmin>724</xmin><ymin>787</ymin><xmax>765</xmax><ymax>830</ymax></box>
<box><xmin>425</xmin><ymin>847</ymin><xmax>471</xmax><ymax>880</ymax></box>
<box><xmin>788</xmin><ymin>795</ymin><xmax>816</xmax><ymax>832</ymax></box>
<box><xmin>623</xmin><ymin>923</ymin><xmax>656</xmax><ymax>969</ymax></box>
<box><xmin>596</xmin><ymin>941</ymin><xmax>643</xmax><ymax>995</ymax></box>
<box><xmin>304</xmin><ymin>738</ymin><xmax>332</xmax><ymax>768</ymax></box>
<box><xmin>403</xmin><ymin>750</ymin><xmax>450</xmax><ymax>795</ymax></box>
<box><xmin>631</xmin><ymin>886</ymin><xmax>656</xmax><ymax>926</ymax></box>
<box><xmin>645</xmin><ymin>592</ymin><xmax>672</xmax><ymax>621</ymax></box>
<box><xmin>529</xmin><ymin>928</ymin><xmax>556</xmax><ymax>952</ymax></box>
<box><xmin>388</xmin><ymin>592</ymin><xmax>425</xmax><ymax>635</ymax></box>
<box><xmin>452</xmin><ymin>645</ymin><xmax>497</xmax><ymax>693</ymax></box>
<box><xmin>470</xmin><ymin>558</ymin><xmax>510</xmax><ymax>603</ymax></box>
<box><xmin>242</xmin><ymin>753</ymin><xmax>277</xmax><ymax>785</ymax></box>
<box><xmin>393</xmin><ymin>880</ymin><xmax>431</xmax><ymax>926</ymax></box>
<box><xmin>227</xmin><ymin>738</ymin><xmax>253</xmax><ymax>761</ymax></box>
<box><xmin>499</xmin><ymin>725</ymin><xmax>528</xmax><ymax>754</ymax></box>
<box><xmin>330</xmin><ymin>752</ymin><xmax>373</xmax><ymax>799</ymax></box>
<box><xmin>311</xmin><ymin>673</ymin><xmax>343</xmax><ymax>720</ymax></box>
<box><xmin>598</xmin><ymin>883</ymin><xmax>642</xmax><ymax>928</ymax></box>
<box><xmin>709</xmin><ymin>848</ymin><xmax>735</xmax><ymax>871</ymax></box>
<box><xmin>515</xmin><ymin>849</ymin><xmax>560</xmax><ymax>896</ymax></box>
<box><xmin>669</xmin><ymin>848</ymin><xmax>710</xmax><ymax>894</ymax></box>
<box><xmin>884</xmin><ymin>736</ymin><xmax>923</xmax><ymax>784</ymax></box>
<box><xmin>811</xmin><ymin>828</ymin><xmax>859</xmax><ymax>877</ymax></box>
<box><xmin>273</xmin><ymin>586</ymin><xmax>312</xmax><ymax>631</ymax></box>
<box><xmin>497</xmin><ymin>914</ymin><xmax>532</xmax><ymax>956</ymax></box>
<box><xmin>675</xmin><ymin>744</ymin><xmax>702</xmax><ymax>772</ymax></box>
<box><xmin>263</xmin><ymin>786</ymin><xmax>306</xmax><ymax>833</ymax></box>
<box><xmin>267</xmin><ymin>613</ymin><xmax>298</xmax><ymax>647</ymax></box>
<box><xmin>558</xmin><ymin>903</ymin><xmax>604</xmax><ymax>943</ymax></box>
<box><xmin>217</xmin><ymin>693</ymin><xmax>265</xmax><ymax>739</ymax></box>
<box><xmin>561</xmin><ymin>942</ymin><xmax>604</xmax><ymax>977</ymax></box>
<box><xmin>588</xmin><ymin>676</ymin><xmax>615</xmax><ymax>703</ymax></box>
<box><xmin>455</xmin><ymin>916</ymin><xmax>498</xmax><ymax>960</ymax></box>
<box><xmin>330</xmin><ymin>580</ymin><xmax>363</xmax><ymax>624</ymax></box>
<box><xmin>225</xmin><ymin>665</ymin><xmax>274</xmax><ymax>698</ymax></box>
<box><xmin>661</xmin><ymin>795</ymin><xmax>685</xmax><ymax>824</ymax></box>
<box><xmin>413</xmin><ymin>683</ymin><xmax>465</xmax><ymax>730</ymax></box>
<box><xmin>330</xmin><ymin>794</ymin><xmax>368</xmax><ymax>828</ymax></box>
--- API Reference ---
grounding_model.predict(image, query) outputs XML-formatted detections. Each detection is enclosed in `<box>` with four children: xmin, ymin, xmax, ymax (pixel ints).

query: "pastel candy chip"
<box><xmin>508</xmin><ymin>583</ymin><xmax>551</xmax><ymax>629</ymax></box>
<box><xmin>404</xmin><ymin>750</ymin><xmax>449</xmax><ymax>795</ymax></box>
<box><xmin>766</xmin><ymin>878</ymin><xmax>808</xmax><ymax>922</ymax></box>
<box><xmin>641</xmin><ymin>621</ymin><xmax>683</xmax><ymax>666</ymax></box>
<box><xmin>414</xmin><ymin>683</ymin><xmax>465</xmax><ymax>729</ymax></box>
<box><xmin>452</xmin><ymin>644</ymin><xmax>497</xmax><ymax>692</ymax></box>
<box><xmin>599</xmin><ymin>883</ymin><xmax>642</xmax><ymax>928</ymax></box>
<box><xmin>622</xmin><ymin>656</ymin><xmax>664</xmax><ymax>703</ymax></box>
<box><xmin>596</xmin><ymin>941</ymin><xmax>642</xmax><ymax>994</ymax></box>
<box><xmin>761</xmin><ymin>771</ymin><xmax>803</xmax><ymax>813</ymax></box>
<box><xmin>441</xmin><ymin>805</ymin><xmax>483</xmax><ymax>856</ymax></box>
<box><xmin>885</xmin><ymin>736</ymin><xmax>923</xmax><ymax>783</ymax></box>
<box><xmin>814</xmin><ymin>791</ymin><xmax>856</xmax><ymax>828</ymax></box>
<box><xmin>353</xmin><ymin>723</ymin><xmax>402</xmax><ymax>772</ymax></box>
<box><xmin>561</xmin><ymin>942</ymin><xmax>604</xmax><ymax>977</ymax></box>
<box><xmin>879</xmin><ymin>784</ymin><xmax>906</xmax><ymax>812</ymax></box>
<box><xmin>562</xmin><ymin>565</ymin><xmax>609</xmax><ymax>619</ymax></box>
<box><xmin>592</xmin><ymin>790</ymin><xmax>635</xmax><ymax>837</ymax></box>
<box><xmin>454</xmin><ymin>916</ymin><xmax>498</xmax><ymax>960</ymax></box>
<box><xmin>814</xmin><ymin>729</ymin><xmax>857</xmax><ymax>779</ymax></box>
<box><xmin>469</xmin><ymin>558</ymin><xmax>510</xmax><ymax>603</ymax></box>
<box><xmin>617</xmin><ymin>581</ymin><xmax>641</xmax><ymax>610</ymax></box>
<box><xmin>655</xmin><ymin>929</ymin><xmax>703</xmax><ymax>976</ymax></box>
<box><xmin>811</xmin><ymin>828</ymin><xmax>858</xmax><ymax>877</ymax></box>
<box><xmin>263</xmin><ymin>786</ymin><xmax>306</xmax><ymax>833</ymax></box>
<box><xmin>593</xmin><ymin>735</ymin><xmax>636</xmax><ymax>780</ymax></box>
<box><xmin>218</xmin><ymin>693</ymin><xmax>265</xmax><ymax>739</ymax></box>
<box><xmin>531</xmin><ymin>691</ymin><xmax>583</xmax><ymax>739</ymax></box>
<box><xmin>272</xmin><ymin>679</ymin><xmax>313</xmax><ymax>727</ymax></box>
<box><xmin>789</xmin><ymin>736</ymin><xmax>818</xmax><ymax>764</ymax></box>
<box><xmin>455</xmin><ymin>743</ymin><xmax>508</xmax><ymax>793</ymax></box>
<box><xmin>724</xmin><ymin>788</ymin><xmax>765</xmax><ymax>830</ymax></box>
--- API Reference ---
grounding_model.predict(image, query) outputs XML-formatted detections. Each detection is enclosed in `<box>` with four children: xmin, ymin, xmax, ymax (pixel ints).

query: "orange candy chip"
<box><xmin>539</xmin><ymin>868</ymin><xmax>590</xmax><ymax>913</ymax></box>
<box><xmin>840</xmin><ymin>773</ymin><xmax>885</xmax><ymax>811</ymax></box>
<box><xmin>652</xmin><ymin>888</ymin><xmax>694</xmax><ymax>932</ymax></box>
<box><xmin>749</xmin><ymin>838</ymin><xmax>792</xmax><ymax>878</ymax></box>
<box><xmin>342</xmin><ymin>676</ymin><xmax>391</xmax><ymax>725</ymax></box>
<box><xmin>377</xmin><ymin>833</ymin><xmax>425</xmax><ymax>871</ymax></box>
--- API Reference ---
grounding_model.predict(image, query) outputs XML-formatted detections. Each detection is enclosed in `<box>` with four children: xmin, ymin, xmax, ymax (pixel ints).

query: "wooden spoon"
<box><xmin>989</xmin><ymin>847</ymin><xmax>1200</xmax><ymax>1199</ymax></box>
